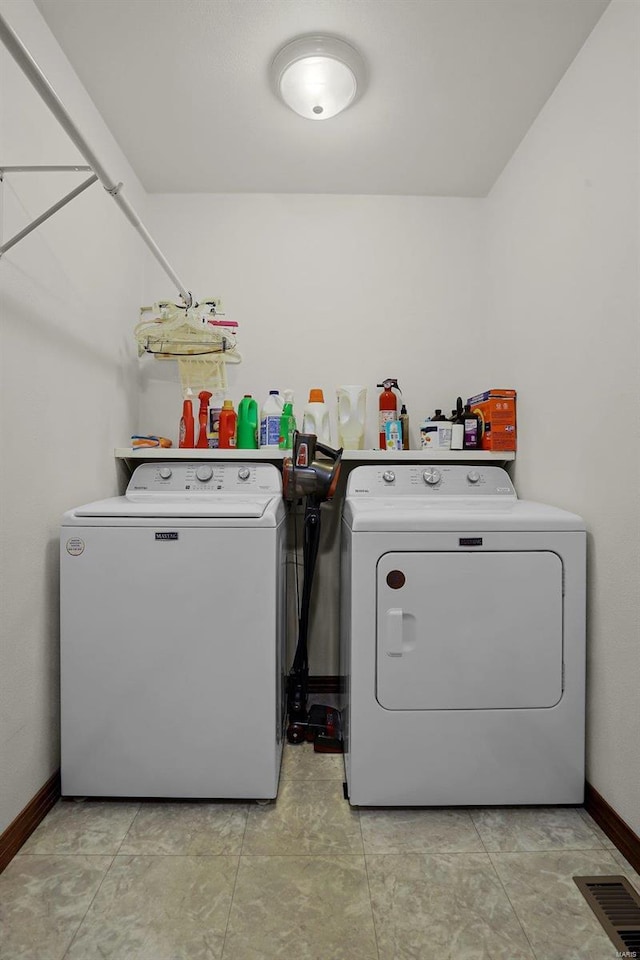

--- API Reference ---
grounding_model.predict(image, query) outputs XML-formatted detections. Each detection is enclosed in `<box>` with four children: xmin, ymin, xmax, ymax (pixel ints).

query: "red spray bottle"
<box><xmin>196</xmin><ymin>391</ymin><xmax>213</xmax><ymax>449</ymax></box>
<box><xmin>179</xmin><ymin>394</ymin><xmax>195</xmax><ymax>448</ymax></box>
<box><xmin>377</xmin><ymin>379</ymin><xmax>400</xmax><ymax>449</ymax></box>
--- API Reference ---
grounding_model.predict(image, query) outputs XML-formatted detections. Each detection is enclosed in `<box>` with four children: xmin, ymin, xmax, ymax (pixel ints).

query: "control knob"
<box><xmin>238</xmin><ymin>467</ymin><xmax>251</xmax><ymax>481</ymax></box>
<box><xmin>158</xmin><ymin>467</ymin><xmax>172</xmax><ymax>480</ymax></box>
<box><xmin>382</xmin><ymin>471</ymin><xmax>396</xmax><ymax>484</ymax></box>
<box><xmin>195</xmin><ymin>465</ymin><xmax>213</xmax><ymax>482</ymax></box>
<box><xmin>423</xmin><ymin>468</ymin><xmax>441</xmax><ymax>485</ymax></box>
<box><xmin>467</xmin><ymin>470</ymin><xmax>481</xmax><ymax>484</ymax></box>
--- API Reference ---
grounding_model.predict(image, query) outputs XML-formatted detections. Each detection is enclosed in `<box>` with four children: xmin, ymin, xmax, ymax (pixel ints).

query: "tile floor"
<box><xmin>1</xmin><ymin>746</ymin><xmax>639</xmax><ymax>960</ymax></box>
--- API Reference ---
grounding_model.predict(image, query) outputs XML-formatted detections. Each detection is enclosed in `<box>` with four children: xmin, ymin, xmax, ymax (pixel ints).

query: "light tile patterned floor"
<box><xmin>1</xmin><ymin>744</ymin><xmax>638</xmax><ymax>960</ymax></box>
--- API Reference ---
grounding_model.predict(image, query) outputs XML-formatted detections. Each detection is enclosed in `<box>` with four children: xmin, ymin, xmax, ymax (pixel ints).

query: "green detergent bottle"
<box><xmin>237</xmin><ymin>394</ymin><xmax>259</xmax><ymax>449</ymax></box>
<box><xmin>278</xmin><ymin>401</ymin><xmax>297</xmax><ymax>450</ymax></box>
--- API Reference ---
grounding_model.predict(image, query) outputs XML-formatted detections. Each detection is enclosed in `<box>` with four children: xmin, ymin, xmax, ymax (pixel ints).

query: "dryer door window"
<box><xmin>376</xmin><ymin>551</ymin><xmax>563</xmax><ymax>710</ymax></box>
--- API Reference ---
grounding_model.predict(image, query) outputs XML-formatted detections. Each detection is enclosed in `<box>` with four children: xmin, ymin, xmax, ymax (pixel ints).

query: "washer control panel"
<box><xmin>346</xmin><ymin>465</ymin><xmax>516</xmax><ymax>498</ymax></box>
<box><xmin>126</xmin><ymin>462</ymin><xmax>282</xmax><ymax>498</ymax></box>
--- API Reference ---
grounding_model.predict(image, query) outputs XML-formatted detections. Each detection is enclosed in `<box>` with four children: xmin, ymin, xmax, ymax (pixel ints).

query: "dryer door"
<box><xmin>376</xmin><ymin>551</ymin><xmax>563</xmax><ymax>710</ymax></box>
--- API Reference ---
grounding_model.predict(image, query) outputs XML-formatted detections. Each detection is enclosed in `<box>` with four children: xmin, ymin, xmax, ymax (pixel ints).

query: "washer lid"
<box><xmin>71</xmin><ymin>496</ymin><xmax>275</xmax><ymax>519</ymax></box>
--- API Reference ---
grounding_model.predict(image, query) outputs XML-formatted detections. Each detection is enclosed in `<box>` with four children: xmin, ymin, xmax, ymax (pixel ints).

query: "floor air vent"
<box><xmin>574</xmin><ymin>876</ymin><xmax>640</xmax><ymax>957</ymax></box>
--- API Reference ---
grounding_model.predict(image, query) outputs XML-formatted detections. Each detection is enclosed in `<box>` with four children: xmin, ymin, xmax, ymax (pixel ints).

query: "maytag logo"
<box><xmin>155</xmin><ymin>532</ymin><xmax>178</xmax><ymax>541</ymax></box>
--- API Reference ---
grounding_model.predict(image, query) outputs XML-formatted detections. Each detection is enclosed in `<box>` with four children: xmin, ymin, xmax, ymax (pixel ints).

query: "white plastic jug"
<box><xmin>336</xmin><ymin>385</ymin><xmax>366</xmax><ymax>450</ymax></box>
<box><xmin>302</xmin><ymin>388</ymin><xmax>332</xmax><ymax>445</ymax></box>
<box><xmin>260</xmin><ymin>390</ymin><xmax>284</xmax><ymax>448</ymax></box>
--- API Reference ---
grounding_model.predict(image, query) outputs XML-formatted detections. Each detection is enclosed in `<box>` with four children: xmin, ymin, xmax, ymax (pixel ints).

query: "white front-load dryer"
<box><xmin>341</xmin><ymin>464</ymin><xmax>586</xmax><ymax>806</ymax></box>
<box><xmin>60</xmin><ymin>461</ymin><xmax>286</xmax><ymax>800</ymax></box>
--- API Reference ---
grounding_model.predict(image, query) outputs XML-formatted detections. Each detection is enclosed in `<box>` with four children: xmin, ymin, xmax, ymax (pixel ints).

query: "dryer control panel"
<box><xmin>126</xmin><ymin>462</ymin><xmax>282</xmax><ymax>499</ymax></box>
<box><xmin>346</xmin><ymin>465</ymin><xmax>516</xmax><ymax>498</ymax></box>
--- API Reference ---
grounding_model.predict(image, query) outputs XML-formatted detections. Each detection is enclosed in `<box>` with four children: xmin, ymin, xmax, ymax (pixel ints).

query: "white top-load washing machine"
<box><xmin>341</xmin><ymin>464</ymin><xmax>586</xmax><ymax>806</ymax></box>
<box><xmin>61</xmin><ymin>461</ymin><xmax>286</xmax><ymax>800</ymax></box>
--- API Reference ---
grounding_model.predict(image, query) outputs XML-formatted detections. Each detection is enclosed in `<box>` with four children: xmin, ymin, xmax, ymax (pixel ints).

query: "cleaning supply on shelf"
<box><xmin>420</xmin><ymin>418</ymin><xmax>438</xmax><ymax>448</ymax></box>
<box><xmin>385</xmin><ymin>419</ymin><xmax>403</xmax><ymax>451</ymax></box>
<box><xmin>399</xmin><ymin>404</ymin><xmax>410</xmax><ymax>450</ymax></box>
<box><xmin>432</xmin><ymin>409</ymin><xmax>451</xmax><ymax>449</ymax></box>
<box><xmin>377</xmin><ymin>379</ymin><xmax>401</xmax><ymax>449</ymax></box>
<box><xmin>131</xmin><ymin>435</ymin><xmax>173</xmax><ymax>449</ymax></box>
<box><xmin>278</xmin><ymin>390</ymin><xmax>297</xmax><ymax>450</ymax></box>
<box><xmin>179</xmin><ymin>394</ymin><xmax>195</xmax><ymax>448</ymax></box>
<box><xmin>336</xmin><ymin>385</ymin><xmax>366</xmax><ymax>450</ymax></box>
<box><xmin>196</xmin><ymin>391</ymin><xmax>213</xmax><ymax>449</ymax></box>
<box><xmin>218</xmin><ymin>400</ymin><xmax>237</xmax><ymax>449</ymax></box>
<box><xmin>237</xmin><ymin>395</ymin><xmax>259</xmax><ymax>449</ymax></box>
<box><xmin>450</xmin><ymin>397</ymin><xmax>464</xmax><ymax>451</ymax></box>
<box><xmin>302</xmin><ymin>388</ymin><xmax>332</xmax><ymax>445</ymax></box>
<box><xmin>260</xmin><ymin>390</ymin><xmax>284</xmax><ymax>448</ymax></box>
<box><xmin>207</xmin><ymin>392</ymin><xmax>224</xmax><ymax>449</ymax></box>
<box><xmin>462</xmin><ymin>403</ymin><xmax>480</xmax><ymax>450</ymax></box>
<box><xmin>467</xmin><ymin>389</ymin><xmax>517</xmax><ymax>451</ymax></box>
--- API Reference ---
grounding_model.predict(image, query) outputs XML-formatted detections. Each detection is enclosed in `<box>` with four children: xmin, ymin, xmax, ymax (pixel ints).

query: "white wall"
<box><xmin>487</xmin><ymin>0</ymin><xmax>640</xmax><ymax>834</ymax></box>
<box><xmin>0</xmin><ymin>0</ymin><xmax>143</xmax><ymax>832</ymax></box>
<box><xmin>141</xmin><ymin>194</ymin><xmax>487</xmax><ymax>673</ymax></box>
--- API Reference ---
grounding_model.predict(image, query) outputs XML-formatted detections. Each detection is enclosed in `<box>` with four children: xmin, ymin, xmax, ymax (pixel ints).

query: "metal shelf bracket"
<box><xmin>0</xmin><ymin>166</ymin><xmax>98</xmax><ymax>257</ymax></box>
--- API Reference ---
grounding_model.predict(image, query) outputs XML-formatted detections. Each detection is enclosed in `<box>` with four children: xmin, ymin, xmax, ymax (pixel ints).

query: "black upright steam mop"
<box><xmin>282</xmin><ymin>432</ymin><xmax>343</xmax><ymax>752</ymax></box>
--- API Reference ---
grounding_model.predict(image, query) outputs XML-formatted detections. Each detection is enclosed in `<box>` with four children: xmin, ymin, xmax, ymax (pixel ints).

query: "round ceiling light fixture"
<box><xmin>271</xmin><ymin>35</ymin><xmax>365</xmax><ymax>120</ymax></box>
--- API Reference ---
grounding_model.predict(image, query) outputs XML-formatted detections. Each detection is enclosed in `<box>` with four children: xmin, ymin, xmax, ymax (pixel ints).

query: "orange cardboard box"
<box><xmin>466</xmin><ymin>389</ymin><xmax>517</xmax><ymax>452</ymax></box>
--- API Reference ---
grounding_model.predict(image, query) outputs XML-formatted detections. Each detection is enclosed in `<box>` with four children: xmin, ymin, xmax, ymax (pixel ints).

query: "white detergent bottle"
<box><xmin>302</xmin><ymin>388</ymin><xmax>332</xmax><ymax>445</ymax></box>
<box><xmin>336</xmin><ymin>385</ymin><xmax>366</xmax><ymax>449</ymax></box>
<box><xmin>260</xmin><ymin>390</ymin><xmax>284</xmax><ymax>447</ymax></box>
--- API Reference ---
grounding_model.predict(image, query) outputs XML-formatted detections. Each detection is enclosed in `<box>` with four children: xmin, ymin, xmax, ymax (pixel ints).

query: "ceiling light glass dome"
<box><xmin>271</xmin><ymin>35</ymin><xmax>365</xmax><ymax>121</ymax></box>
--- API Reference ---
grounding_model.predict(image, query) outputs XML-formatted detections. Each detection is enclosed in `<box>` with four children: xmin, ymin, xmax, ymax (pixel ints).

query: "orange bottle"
<box><xmin>218</xmin><ymin>400</ymin><xmax>237</xmax><ymax>449</ymax></box>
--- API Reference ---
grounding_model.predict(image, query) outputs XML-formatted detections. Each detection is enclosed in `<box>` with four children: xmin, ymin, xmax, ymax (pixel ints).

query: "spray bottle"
<box><xmin>279</xmin><ymin>389</ymin><xmax>297</xmax><ymax>450</ymax></box>
<box><xmin>196</xmin><ymin>391</ymin><xmax>213</xmax><ymax>448</ymax></box>
<box><xmin>377</xmin><ymin>379</ymin><xmax>401</xmax><ymax>449</ymax></box>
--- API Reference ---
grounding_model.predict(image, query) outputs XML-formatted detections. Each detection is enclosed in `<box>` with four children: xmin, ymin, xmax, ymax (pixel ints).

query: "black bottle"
<box><xmin>462</xmin><ymin>403</ymin><xmax>480</xmax><ymax>450</ymax></box>
<box><xmin>450</xmin><ymin>397</ymin><xmax>464</xmax><ymax>450</ymax></box>
<box><xmin>399</xmin><ymin>404</ymin><xmax>410</xmax><ymax>450</ymax></box>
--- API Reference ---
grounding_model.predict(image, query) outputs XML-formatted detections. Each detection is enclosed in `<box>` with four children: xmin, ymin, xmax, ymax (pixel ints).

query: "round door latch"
<box><xmin>386</xmin><ymin>570</ymin><xmax>406</xmax><ymax>589</ymax></box>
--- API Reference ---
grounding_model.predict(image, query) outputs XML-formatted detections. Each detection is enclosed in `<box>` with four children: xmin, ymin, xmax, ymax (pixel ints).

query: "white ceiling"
<box><xmin>33</xmin><ymin>0</ymin><xmax>610</xmax><ymax>197</ymax></box>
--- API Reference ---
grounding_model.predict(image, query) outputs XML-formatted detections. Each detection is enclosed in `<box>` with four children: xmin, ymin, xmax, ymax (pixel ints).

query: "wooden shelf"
<box><xmin>115</xmin><ymin>447</ymin><xmax>515</xmax><ymax>467</ymax></box>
